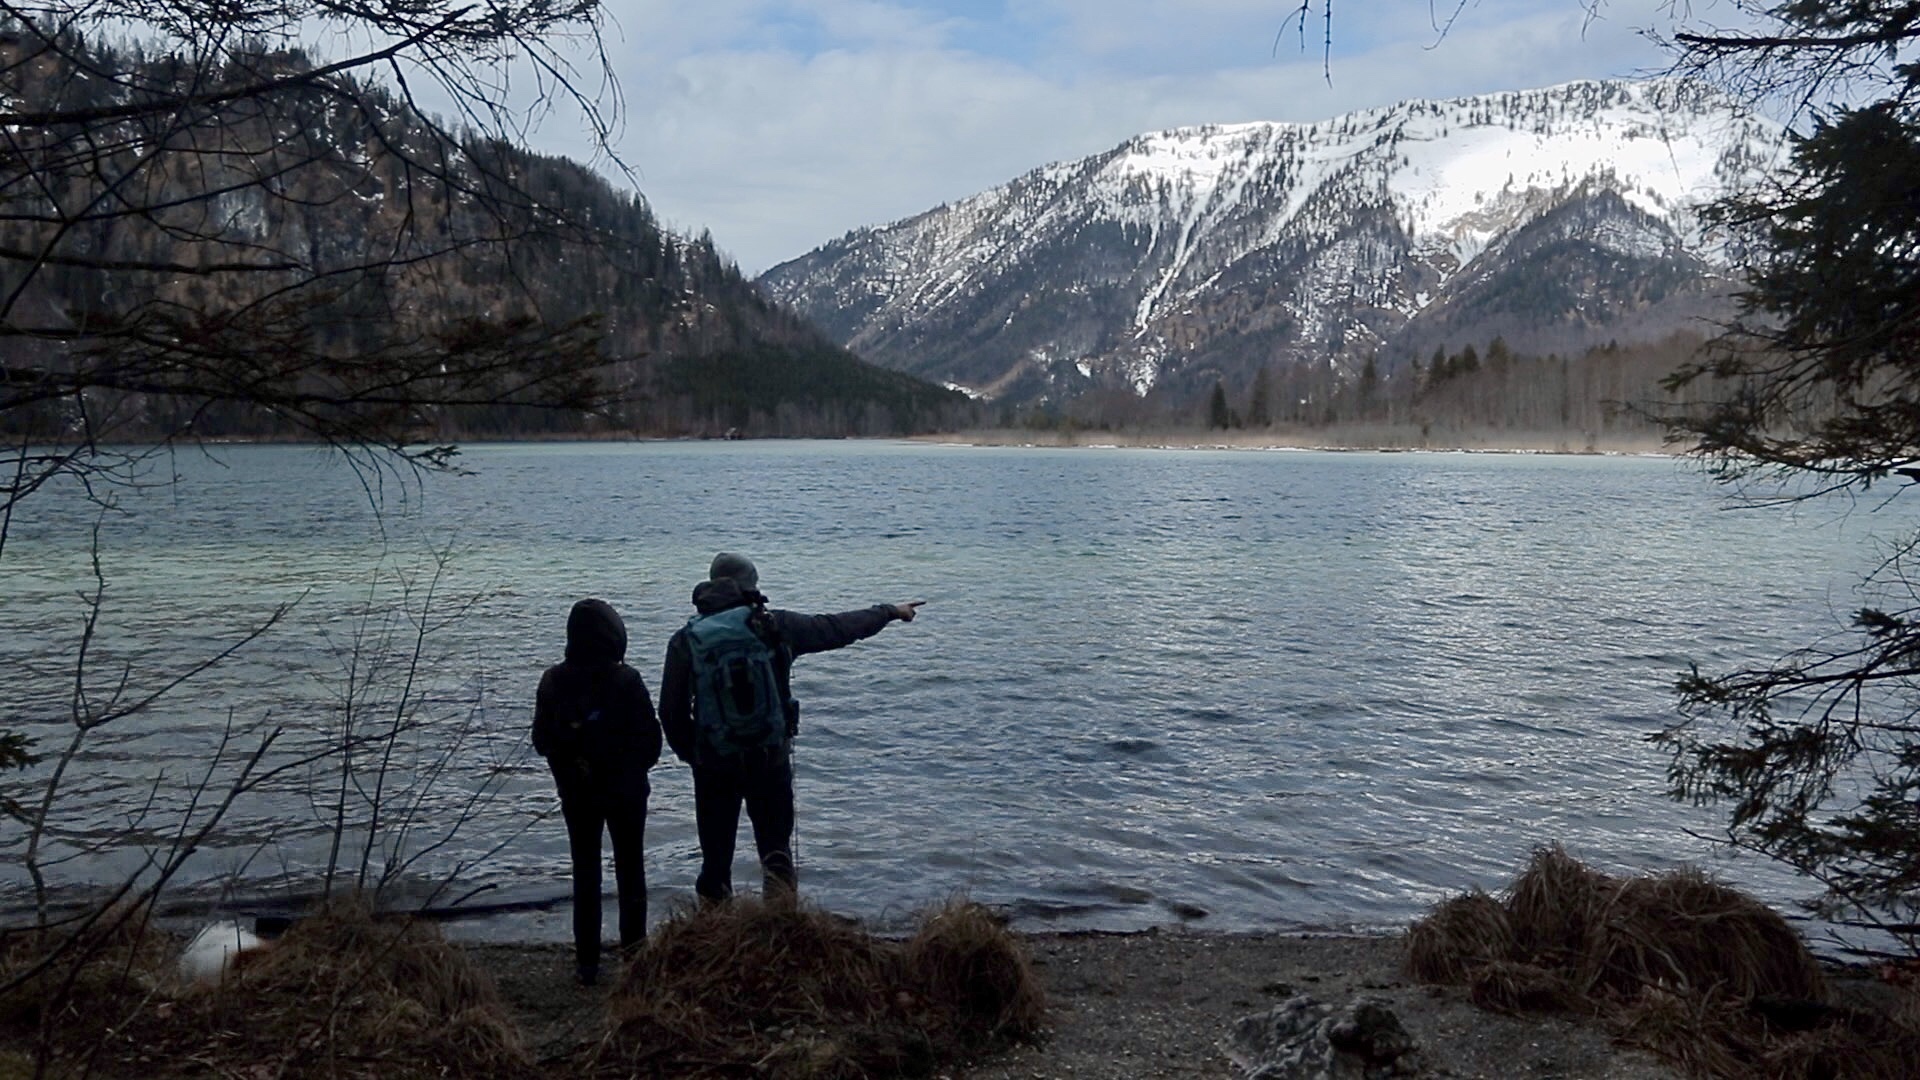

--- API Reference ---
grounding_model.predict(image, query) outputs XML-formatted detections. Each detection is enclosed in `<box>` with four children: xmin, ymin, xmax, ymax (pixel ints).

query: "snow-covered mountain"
<box><xmin>759</xmin><ymin>79</ymin><xmax>1785</xmax><ymax>407</ymax></box>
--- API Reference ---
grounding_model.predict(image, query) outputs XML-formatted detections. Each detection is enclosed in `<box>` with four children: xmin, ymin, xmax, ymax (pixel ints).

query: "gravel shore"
<box><xmin>473</xmin><ymin>929</ymin><xmax>1680</xmax><ymax>1079</ymax></box>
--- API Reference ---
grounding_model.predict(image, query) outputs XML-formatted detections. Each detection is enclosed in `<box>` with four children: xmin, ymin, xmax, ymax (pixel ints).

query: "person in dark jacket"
<box><xmin>533</xmin><ymin>598</ymin><xmax>661</xmax><ymax>985</ymax></box>
<box><xmin>660</xmin><ymin>553</ymin><xmax>920</xmax><ymax>903</ymax></box>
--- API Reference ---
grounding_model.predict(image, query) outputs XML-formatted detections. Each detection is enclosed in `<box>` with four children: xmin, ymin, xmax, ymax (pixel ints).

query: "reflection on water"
<box><xmin>0</xmin><ymin>442</ymin><xmax>1885</xmax><ymax>941</ymax></box>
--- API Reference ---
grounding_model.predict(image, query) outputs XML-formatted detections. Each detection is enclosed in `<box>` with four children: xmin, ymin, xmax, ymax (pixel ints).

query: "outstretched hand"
<box><xmin>893</xmin><ymin>600</ymin><xmax>925</xmax><ymax>622</ymax></box>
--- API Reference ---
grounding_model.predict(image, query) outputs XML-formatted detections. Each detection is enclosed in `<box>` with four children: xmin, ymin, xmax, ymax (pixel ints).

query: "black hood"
<box><xmin>692</xmin><ymin>577</ymin><xmax>766</xmax><ymax>616</ymax></box>
<box><xmin>565</xmin><ymin>598</ymin><xmax>627</xmax><ymax>665</ymax></box>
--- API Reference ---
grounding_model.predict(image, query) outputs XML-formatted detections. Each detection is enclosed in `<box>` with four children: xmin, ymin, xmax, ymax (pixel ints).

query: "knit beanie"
<box><xmin>708</xmin><ymin>552</ymin><xmax>759</xmax><ymax>589</ymax></box>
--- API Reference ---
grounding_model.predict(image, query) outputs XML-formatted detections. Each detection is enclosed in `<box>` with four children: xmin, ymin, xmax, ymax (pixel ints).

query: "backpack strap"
<box><xmin>745</xmin><ymin>603</ymin><xmax>798</xmax><ymax>736</ymax></box>
<box><xmin>745</xmin><ymin>601</ymin><xmax>784</xmax><ymax>651</ymax></box>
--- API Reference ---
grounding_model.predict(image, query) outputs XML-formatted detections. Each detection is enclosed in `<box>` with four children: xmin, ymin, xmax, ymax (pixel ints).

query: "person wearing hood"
<box><xmin>660</xmin><ymin>553</ymin><xmax>921</xmax><ymax>903</ymax></box>
<box><xmin>533</xmin><ymin>597</ymin><xmax>661</xmax><ymax>986</ymax></box>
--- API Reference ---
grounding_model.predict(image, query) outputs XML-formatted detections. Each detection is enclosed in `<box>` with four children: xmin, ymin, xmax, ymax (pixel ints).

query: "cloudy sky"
<box><xmin>538</xmin><ymin>1</ymin><xmax>1715</xmax><ymax>275</ymax></box>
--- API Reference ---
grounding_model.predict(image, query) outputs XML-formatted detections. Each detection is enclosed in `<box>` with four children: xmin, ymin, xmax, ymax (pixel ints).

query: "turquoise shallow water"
<box><xmin>0</xmin><ymin>441</ymin><xmax>1890</xmax><ymax>940</ymax></box>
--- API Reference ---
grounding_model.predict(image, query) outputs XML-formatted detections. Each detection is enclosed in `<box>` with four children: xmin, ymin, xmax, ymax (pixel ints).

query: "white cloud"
<box><xmin>792</xmin><ymin>0</ymin><xmax>969</xmax><ymax>48</ymax></box>
<box><xmin>560</xmin><ymin>1</ymin><xmax>1701</xmax><ymax>274</ymax></box>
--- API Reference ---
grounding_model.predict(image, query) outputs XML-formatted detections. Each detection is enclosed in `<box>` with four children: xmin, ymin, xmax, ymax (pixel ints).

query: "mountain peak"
<box><xmin>761</xmin><ymin>78</ymin><xmax>1785</xmax><ymax>409</ymax></box>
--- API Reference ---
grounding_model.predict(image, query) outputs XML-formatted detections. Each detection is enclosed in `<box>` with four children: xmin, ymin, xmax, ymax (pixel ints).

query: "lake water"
<box><xmin>0</xmin><ymin>441</ymin><xmax>1890</xmax><ymax>942</ymax></box>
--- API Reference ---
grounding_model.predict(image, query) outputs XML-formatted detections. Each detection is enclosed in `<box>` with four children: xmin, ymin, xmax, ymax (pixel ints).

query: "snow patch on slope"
<box><xmin>760</xmin><ymin>77</ymin><xmax>1787</xmax><ymax>403</ymax></box>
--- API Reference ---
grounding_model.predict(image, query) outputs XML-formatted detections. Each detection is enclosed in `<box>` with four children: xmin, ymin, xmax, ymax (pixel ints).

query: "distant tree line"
<box><xmin>1387</xmin><ymin>334</ymin><xmax>1705</xmax><ymax>442</ymax></box>
<box><xmin>1006</xmin><ymin>332</ymin><xmax>1713</xmax><ymax>444</ymax></box>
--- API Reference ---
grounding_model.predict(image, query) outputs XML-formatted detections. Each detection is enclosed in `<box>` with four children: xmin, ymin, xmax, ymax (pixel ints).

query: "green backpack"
<box><xmin>683</xmin><ymin>606</ymin><xmax>787</xmax><ymax>757</ymax></box>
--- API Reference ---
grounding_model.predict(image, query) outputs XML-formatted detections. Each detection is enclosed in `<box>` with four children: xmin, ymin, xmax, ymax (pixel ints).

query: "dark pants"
<box><xmin>558</xmin><ymin>778</ymin><xmax>649</xmax><ymax>974</ymax></box>
<box><xmin>691</xmin><ymin>747</ymin><xmax>795</xmax><ymax>902</ymax></box>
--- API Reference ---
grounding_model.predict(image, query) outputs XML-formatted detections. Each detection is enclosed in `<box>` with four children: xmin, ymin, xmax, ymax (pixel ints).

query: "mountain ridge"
<box><xmin>759</xmin><ymin>77</ymin><xmax>1785</xmax><ymax>412</ymax></box>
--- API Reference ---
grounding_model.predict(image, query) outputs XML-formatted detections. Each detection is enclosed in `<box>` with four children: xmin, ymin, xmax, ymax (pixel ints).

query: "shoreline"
<box><xmin>477</xmin><ymin>926</ymin><xmax>1684</xmax><ymax>1079</ymax></box>
<box><xmin>62</xmin><ymin>427</ymin><xmax>1684</xmax><ymax>457</ymax></box>
<box><xmin>10</xmin><ymin>896</ymin><xmax>1905</xmax><ymax>1078</ymax></box>
<box><xmin>476</xmin><ymin>921</ymin><xmax>1909</xmax><ymax>1079</ymax></box>
<box><xmin>913</xmin><ymin>426</ymin><xmax>1680</xmax><ymax>456</ymax></box>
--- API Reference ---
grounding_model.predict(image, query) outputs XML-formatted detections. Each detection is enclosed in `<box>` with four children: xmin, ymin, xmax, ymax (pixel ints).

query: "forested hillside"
<box><xmin>0</xmin><ymin>26</ymin><xmax>969</xmax><ymax>443</ymax></box>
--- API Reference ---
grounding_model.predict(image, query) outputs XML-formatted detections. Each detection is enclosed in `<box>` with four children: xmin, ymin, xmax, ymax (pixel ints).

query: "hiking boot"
<box><xmin>761</xmin><ymin>850</ymin><xmax>798</xmax><ymax>904</ymax></box>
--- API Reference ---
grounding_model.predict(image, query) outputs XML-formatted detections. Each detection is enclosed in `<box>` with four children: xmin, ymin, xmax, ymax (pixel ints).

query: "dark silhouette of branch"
<box><xmin>1673</xmin><ymin>27</ymin><xmax>1920</xmax><ymax>52</ymax></box>
<box><xmin>0</xmin><ymin>8</ymin><xmax>467</xmax><ymax>129</ymax></box>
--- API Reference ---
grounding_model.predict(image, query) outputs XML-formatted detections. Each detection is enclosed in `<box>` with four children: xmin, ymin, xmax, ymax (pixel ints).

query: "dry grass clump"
<box><xmin>903</xmin><ymin>900</ymin><xmax>1046</xmax><ymax>1042</ymax></box>
<box><xmin>144</xmin><ymin>897</ymin><xmax>529</xmax><ymax>1079</ymax></box>
<box><xmin>1465</xmin><ymin>960</ymin><xmax>1577</xmax><ymax>1014</ymax></box>
<box><xmin>1504</xmin><ymin>843</ymin><xmax>1612</xmax><ymax>967</ymax></box>
<box><xmin>5</xmin><ymin>897</ymin><xmax>523</xmax><ymax>1078</ymax></box>
<box><xmin>597</xmin><ymin>896</ymin><xmax>1044</xmax><ymax>1079</ymax></box>
<box><xmin>603</xmin><ymin>894</ymin><xmax>907</xmax><ymax>1078</ymax></box>
<box><xmin>1610</xmin><ymin>986</ymin><xmax>1756</xmax><ymax>1079</ymax></box>
<box><xmin>1582</xmin><ymin>867</ymin><xmax>1823</xmax><ymax>1003</ymax></box>
<box><xmin>1618</xmin><ymin>984</ymin><xmax>1920</xmax><ymax>1080</ymax></box>
<box><xmin>1404</xmin><ymin>844</ymin><xmax>1902</xmax><ymax>1079</ymax></box>
<box><xmin>1759</xmin><ymin>1020</ymin><xmax>1920</xmax><ymax>1080</ymax></box>
<box><xmin>1896</xmin><ymin>981</ymin><xmax>1920</xmax><ymax>1032</ymax></box>
<box><xmin>0</xmin><ymin>902</ymin><xmax>174</xmax><ymax>1057</ymax></box>
<box><xmin>1406</xmin><ymin>889</ymin><xmax>1511</xmax><ymax>984</ymax></box>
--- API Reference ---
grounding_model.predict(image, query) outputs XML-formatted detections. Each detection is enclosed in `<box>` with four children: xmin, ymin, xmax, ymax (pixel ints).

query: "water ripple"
<box><xmin>0</xmin><ymin>442</ymin><xmax>1883</xmax><ymax>942</ymax></box>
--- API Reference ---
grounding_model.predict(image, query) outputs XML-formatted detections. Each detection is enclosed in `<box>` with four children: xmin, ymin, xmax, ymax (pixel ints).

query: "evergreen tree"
<box><xmin>1247</xmin><ymin>366</ymin><xmax>1274</xmax><ymax>427</ymax></box>
<box><xmin>0</xmin><ymin>12</ymin><xmax>969</xmax><ymax>455</ymax></box>
<box><xmin>1486</xmin><ymin>336</ymin><xmax>1511</xmax><ymax>373</ymax></box>
<box><xmin>1654</xmin><ymin>0</ymin><xmax>1920</xmax><ymax>952</ymax></box>
<box><xmin>0</xmin><ymin>8</ymin><xmax>633</xmax><ymax>479</ymax></box>
<box><xmin>1207</xmin><ymin>380</ymin><xmax>1231</xmax><ymax>429</ymax></box>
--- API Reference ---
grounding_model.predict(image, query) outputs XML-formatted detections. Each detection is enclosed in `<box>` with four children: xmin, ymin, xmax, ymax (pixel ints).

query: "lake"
<box><xmin>0</xmin><ymin>440</ymin><xmax>1887</xmax><ymax>942</ymax></box>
